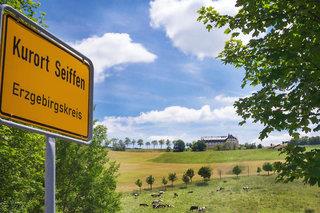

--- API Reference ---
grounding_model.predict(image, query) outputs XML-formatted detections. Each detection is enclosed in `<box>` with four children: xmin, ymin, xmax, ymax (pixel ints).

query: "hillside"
<box><xmin>150</xmin><ymin>149</ymin><xmax>284</xmax><ymax>164</ymax></box>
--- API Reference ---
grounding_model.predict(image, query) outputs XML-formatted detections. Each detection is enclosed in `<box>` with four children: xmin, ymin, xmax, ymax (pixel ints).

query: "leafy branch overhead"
<box><xmin>198</xmin><ymin>1</ymin><xmax>320</xmax><ymax>140</ymax></box>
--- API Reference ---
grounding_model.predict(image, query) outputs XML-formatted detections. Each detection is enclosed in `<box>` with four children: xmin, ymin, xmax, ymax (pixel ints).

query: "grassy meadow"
<box><xmin>109</xmin><ymin>148</ymin><xmax>285</xmax><ymax>192</ymax></box>
<box><xmin>119</xmin><ymin>175</ymin><xmax>320</xmax><ymax>213</ymax></box>
<box><xmin>110</xmin><ymin>147</ymin><xmax>319</xmax><ymax>212</ymax></box>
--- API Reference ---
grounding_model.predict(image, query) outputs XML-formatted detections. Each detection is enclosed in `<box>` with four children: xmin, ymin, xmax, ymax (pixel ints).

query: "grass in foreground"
<box><xmin>120</xmin><ymin>175</ymin><xmax>320</xmax><ymax>213</ymax></box>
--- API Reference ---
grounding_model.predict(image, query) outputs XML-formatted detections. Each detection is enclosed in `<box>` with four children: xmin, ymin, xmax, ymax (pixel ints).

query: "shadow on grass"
<box><xmin>195</xmin><ymin>181</ymin><xmax>209</xmax><ymax>187</ymax></box>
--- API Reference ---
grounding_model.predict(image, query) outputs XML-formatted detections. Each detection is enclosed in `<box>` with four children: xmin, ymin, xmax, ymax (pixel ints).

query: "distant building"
<box><xmin>200</xmin><ymin>134</ymin><xmax>239</xmax><ymax>149</ymax></box>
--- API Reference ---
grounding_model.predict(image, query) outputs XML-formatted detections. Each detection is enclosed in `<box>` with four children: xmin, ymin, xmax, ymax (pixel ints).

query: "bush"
<box><xmin>168</xmin><ymin>172</ymin><xmax>177</xmax><ymax>188</ymax></box>
<box><xmin>185</xmin><ymin>168</ymin><xmax>195</xmax><ymax>182</ymax></box>
<box><xmin>263</xmin><ymin>162</ymin><xmax>273</xmax><ymax>176</ymax></box>
<box><xmin>257</xmin><ymin>144</ymin><xmax>263</xmax><ymax>149</ymax></box>
<box><xmin>182</xmin><ymin>173</ymin><xmax>191</xmax><ymax>187</ymax></box>
<box><xmin>135</xmin><ymin>179</ymin><xmax>142</xmax><ymax>193</ymax></box>
<box><xmin>198</xmin><ymin>166</ymin><xmax>212</xmax><ymax>181</ymax></box>
<box><xmin>111</xmin><ymin>141</ymin><xmax>126</xmax><ymax>151</ymax></box>
<box><xmin>56</xmin><ymin>125</ymin><xmax>121</xmax><ymax>212</ymax></box>
<box><xmin>173</xmin><ymin>140</ymin><xmax>185</xmax><ymax>152</ymax></box>
<box><xmin>146</xmin><ymin>175</ymin><xmax>155</xmax><ymax>190</ymax></box>
<box><xmin>162</xmin><ymin>177</ymin><xmax>168</xmax><ymax>190</ymax></box>
<box><xmin>191</xmin><ymin>141</ymin><xmax>207</xmax><ymax>151</ymax></box>
<box><xmin>257</xmin><ymin>167</ymin><xmax>262</xmax><ymax>175</ymax></box>
<box><xmin>232</xmin><ymin>165</ymin><xmax>242</xmax><ymax>178</ymax></box>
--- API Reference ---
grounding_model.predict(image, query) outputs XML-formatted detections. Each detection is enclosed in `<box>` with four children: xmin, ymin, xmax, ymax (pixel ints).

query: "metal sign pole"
<box><xmin>45</xmin><ymin>136</ymin><xmax>56</xmax><ymax>213</ymax></box>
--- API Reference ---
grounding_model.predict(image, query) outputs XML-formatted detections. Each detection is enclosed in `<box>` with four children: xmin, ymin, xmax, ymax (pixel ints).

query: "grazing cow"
<box><xmin>198</xmin><ymin>206</ymin><xmax>206</xmax><ymax>212</ymax></box>
<box><xmin>188</xmin><ymin>191</ymin><xmax>194</xmax><ymax>193</ymax></box>
<box><xmin>133</xmin><ymin>193</ymin><xmax>139</xmax><ymax>198</ymax></box>
<box><xmin>153</xmin><ymin>204</ymin><xmax>167</xmax><ymax>209</ymax></box>
<box><xmin>190</xmin><ymin>206</ymin><xmax>199</xmax><ymax>211</ymax></box>
<box><xmin>152</xmin><ymin>199</ymin><xmax>162</xmax><ymax>205</ymax></box>
<box><xmin>159</xmin><ymin>190</ymin><xmax>165</xmax><ymax>194</ymax></box>
<box><xmin>174</xmin><ymin>192</ymin><xmax>178</xmax><ymax>198</ymax></box>
<box><xmin>243</xmin><ymin>186</ymin><xmax>250</xmax><ymax>191</ymax></box>
<box><xmin>151</xmin><ymin>193</ymin><xmax>161</xmax><ymax>198</ymax></box>
<box><xmin>216</xmin><ymin>186</ymin><xmax>224</xmax><ymax>192</ymax></box>
<box><xmin>139</xmin><ymin>203</ymin><xmax>148</xmax><ymax>207</ymax></box>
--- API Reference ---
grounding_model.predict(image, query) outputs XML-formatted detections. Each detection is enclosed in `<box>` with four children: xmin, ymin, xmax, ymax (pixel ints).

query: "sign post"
<box><xmin>0</xmin><ymin>5</ymin><xmax>94</xmax><ymax>212</ymax></box>
<box><xmin>45</xmin><ymin>136</ymin><xmax>56</xmax><ymax>213</ymax></box>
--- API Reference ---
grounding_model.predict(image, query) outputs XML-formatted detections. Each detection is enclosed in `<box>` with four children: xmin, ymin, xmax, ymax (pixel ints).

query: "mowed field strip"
<box><xmin>108</xmin><ymin>149</ymin><xmax>287</xmax><ymax>192</ymax></box>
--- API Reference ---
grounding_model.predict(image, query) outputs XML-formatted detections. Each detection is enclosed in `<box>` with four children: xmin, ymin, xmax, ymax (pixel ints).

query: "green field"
<box><xmin>150</xmin><ymin>149</ymin><xmax>285</xmax><ymax>164</ymax></box>
<box><xmin>109</xmin><ymin>148</ymin><xmax>285</xmax><ymax>192</ymax></box>
<box><xmin>120</xmin><ymin>175</ymin><xmax>320</xmax><ymax>213</ymax></box>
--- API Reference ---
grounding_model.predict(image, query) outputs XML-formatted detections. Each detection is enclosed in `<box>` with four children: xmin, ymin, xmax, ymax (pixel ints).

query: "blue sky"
<box><xmin>40</xmin><ymin>0</ymin><xmax>292</xmax><ymax>145</ymax></box>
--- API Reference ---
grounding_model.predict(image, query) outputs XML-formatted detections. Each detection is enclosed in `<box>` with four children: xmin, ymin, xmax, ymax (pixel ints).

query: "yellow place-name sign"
<box><xmin>0</xmin><ymin>10</ymin><xmax>93</xmax><ymax>141</ymax></box>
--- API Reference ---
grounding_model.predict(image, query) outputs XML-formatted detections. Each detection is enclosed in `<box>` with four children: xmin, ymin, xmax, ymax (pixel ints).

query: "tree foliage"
<box><xmin>146</xmin><ymin>175</ymin><xmax>155</xmax><ymax>190</ymax></box>
<box><xmin>263</xmin><ymin>162</ymin><xmax>273</xmax><ymax>176</ymax></box>
<box><xmin>135</xmin><ymin>179</ymin><xmax>142</xmax><ymax>193</ymax></box>
<box><xmin>168</xmin><ymin>172</ymin><xmax>177</xmax><ymax>187</ymax></box>
<box><xmin>0</xmin><ymin>1</ymin><xmax>46</xmax><ymax>211</ymax></box>
<box><xmin>232</xmin><ymin>165</ymin><xmax>242</xmax><ymax>178</ymax></box>
<box><xmin>185</xmin><ymin>168</ymin><xmax>195</xmax><ymax>182</ymax></box>
<box><xmin>198</xmin><ymin>0</ymin><xmax>320</xmax><ymax>187</ymax></box>
<box><xmin>191</xmin><ymin>141</ymin><xmax>207</xmax><ymax>152</ymax></box>
<box><xmin>0</xmin><ymin>125</ymin><xmax>45</xmax><ymax>212</ymax></box>
<box><xmin>56</xmin><ymin>125</ymin><xmax>120</xmax><ymax>212</ymax></box>
<box><xmin>182</xmin><ymin>173</ymin><xmax>190</xmax><ymax>187</ymax></box>
<box><xmin>275</xmin><ymin>144</ymin><xmax>320</xmax><ymax>186</ymax></box>
<box><xmin>198</xmin><ymin>1</ymin><xmax>320</xmax><ymax>139</ymax></box>
<box><xmin>173</xmin><ymin>140</ymin><xmax>185</xmax><ymax>152</ymax></box>
<box><xmin>198</xmin><ymin>166</ymin><xmax>212</xmax><ymax>181</ymax></box>
<box><xmin>257</xmin><ymin>167</ymin><xmax>262</xmax><ymax>175</ymax></box>
<box><xmin>162</xmin><ymin>177</ymin><xmax>168</xmax><ymax>190</ymax></box>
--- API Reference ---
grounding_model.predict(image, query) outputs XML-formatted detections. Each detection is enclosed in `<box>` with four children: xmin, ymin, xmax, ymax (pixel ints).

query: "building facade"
<box><xmin>200</xmin><ymin>134</ymin><xmax>239</xmax><ymax>149</ymax></box>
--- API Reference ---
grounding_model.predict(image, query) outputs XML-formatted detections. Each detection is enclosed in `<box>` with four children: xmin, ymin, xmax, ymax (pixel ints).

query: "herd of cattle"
<box><xmin>132</xmin><ymin>185</ymin><xmax>252</xmax><ymax>212</ymax></box>
<box><xmin>134</xmin><ymin>190</ymin><xmax>207</xmax><ymax>212</ymax></box>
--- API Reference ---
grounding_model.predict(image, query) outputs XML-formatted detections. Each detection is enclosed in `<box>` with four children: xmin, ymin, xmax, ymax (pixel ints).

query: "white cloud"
<box><xmin>214</xmin><ymin>94</ymin><xmax>239</xmax><ymax>105</ymax></box>
<box><xmin>150</xmin><ymin>0</ymin><xmax>252</xmax><ymax>59</ymax></box>
<box><xmin>71</xmin><ymin>33</ymin><xmax>157</xmax><ymax>83</ymax></box>
<box><xmin>100</xmin><ymin>104</ymin><xmax>239</xmax><ymax>138</ymax></box>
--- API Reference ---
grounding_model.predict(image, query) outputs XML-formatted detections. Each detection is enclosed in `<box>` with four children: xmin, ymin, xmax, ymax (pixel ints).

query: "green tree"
<box><xmin>168</xmin><ymin>172</ymin><xmax>177</xmax><ymax>188</ymax></box>
<box><xmin>56</xmin><ymin>125</ymin><xmax>120</xmax><ymax>212</ymax></box>
<box><xmin>185</xmin><ymin>168</ymin><xmax>195</xmax><ymax>182</ymax></box>
<box><xmin>173</xmin><ymin>139</ymin><xmax>185</xmax><ymax>152</ymax></box>
<box><xmin>124</xmin><ymin>137</ymin><xmax>131</xmax><ymax>148</ymax></box>
<box><xmin>159</xmin><ymin>139</ymin><xmax>165</xmax><ymax>149</ymax></box>
<box><xmin>135</xmin><ymin>179</ymin><xmax>142</xmax><ymax>194</ymax></box>
<box><xmin>191</xmin><ymin>141</ymin><xmax>207</xmax><ymax>152</ymax></box>
<box><xmin>198</xmin><ymin>166</ymin><xmax>212</xmax><ymax>181</ymax></box>
<box><xmin>232</xmin><ymin>165</ymin><xmax>242</xmax><ymax>178</ymax></box>
<box><xmin>262</xmin><ymin>162</ymin><xmax>273</xmax><ymax>176</ymax></box>
<box><xmin>257</xmin><ymin>167</ymin><xmax>262</xmax><ymax>175</ymax></box>
<box><xmin>151</xmin><ymin>140</ymin><xmax>158</xmax><ymax>149</ymax></box>
<box><xmin>162</xmin><ymin>177</ymin><xmax>168</xmax><ymax>190</ymax></box>
<box><xmin>276</xmin><ymin>144</ymin><xmax>320</xmax><ymax>186</ymax></box>
<box><xmin>145</xmin><ymin>141</ymin><xmax>151</xmax><ymax>149</ymax></box>
<box><xmin>182</xmin><ymin>173</ymin><xmax>191</xmax><ymax>187</ymax></box>
<box><xmin>0</xmin><ymin>1</ymin><xmax>46</xmax><ymax>211</ymax></box>
<box><xmin>198</xmin><ymin>0</ymin><xmax>320</xmax><ymax>186</ymax></box>
<box><xmin>0</xmin><ymin>125</ymin><xmax>45</xmax><ymax>212</ymax></box>
<box><xmin>137</xmin><ymin>139</ymin><xmax>143</xmax><ymax>148</ymax></box>
<box><xmin>146</xmin><ymin>175</ymin><xmax>155</xmax><ymax>190</ymax></box>
<box><xmin>165</xmin><ymin>139</ymin><xmax>171</xmax><ymax>148</ymax></box>
<box><xmin>131</xmin><ymin>139</ymin><xmax>136</xmax><ymax>148</ymax></box>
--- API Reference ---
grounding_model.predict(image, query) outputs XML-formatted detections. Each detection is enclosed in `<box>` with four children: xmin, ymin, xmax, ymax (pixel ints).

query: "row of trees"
<box><xmin>135</xmin><ymin>162</ymin><xmax>278</xmax><ymax>192</ymax></box>
<box><xmin>135</xmin><ymin>167</ymin><xmax>212</xmax><ymax>191</ymax></box>
<box><xmin>109</xmin><ymin>138</ymin><xmax>173</xmax><ymax>150</ymax></box>
<box><xmin>285</xmin><ymin>136</ymin><xmax>320</xmax><ymax>146</ymax></box>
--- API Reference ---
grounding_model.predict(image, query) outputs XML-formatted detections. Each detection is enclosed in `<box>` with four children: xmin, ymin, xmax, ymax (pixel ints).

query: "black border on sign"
<box><xmin>0</xmin><ymin>13</ymin><xmax>93</xmax><ymax>140</ymax></box>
